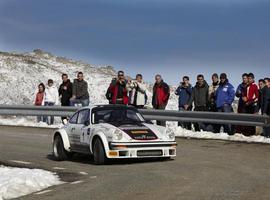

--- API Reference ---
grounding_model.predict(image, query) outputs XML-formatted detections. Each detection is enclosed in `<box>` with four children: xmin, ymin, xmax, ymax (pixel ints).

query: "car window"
<box><xmin>92</xmin><ymin>108</ymin><xmax>145</xmax><ymax>124</ymax></box>
<box><xmin>127</xmin><ymin>110</ymin><xmax>143</xmax><ymax>121</ymax></box>
<box><xmin>69</xmin><ymin>112</ymin><xmax>79</xmax><ymax>124</ymax></box>
<box><xmin>77</xmin><ymin>109</ymin><xmax>90</xmax><ymax>124</ymax></box>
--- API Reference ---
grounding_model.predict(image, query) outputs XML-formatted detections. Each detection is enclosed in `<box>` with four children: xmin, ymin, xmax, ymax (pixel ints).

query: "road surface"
<box><xmin>0</xmin><ymin>125</ymin><xmax>270</xmax><ymax>200</ymax></box>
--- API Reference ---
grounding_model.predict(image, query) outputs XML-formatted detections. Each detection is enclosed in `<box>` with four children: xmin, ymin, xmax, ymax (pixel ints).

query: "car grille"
<box><xmin>137</xmin><ymin>150</ymin><xmax>163</xmax><ymax>157</ymax></box>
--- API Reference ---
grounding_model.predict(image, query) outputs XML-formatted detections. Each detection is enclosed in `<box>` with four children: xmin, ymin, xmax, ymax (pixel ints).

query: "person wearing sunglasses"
<box><xmin>106</xmin><ymin>71</ymin><xmax>129</xmax><ymax>105</ymax></box>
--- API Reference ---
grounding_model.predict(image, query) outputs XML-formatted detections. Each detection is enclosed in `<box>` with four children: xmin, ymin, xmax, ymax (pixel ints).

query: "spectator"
<box><xmin>106</xmin><ymin>71</ymin><xmax>129</xmax><ymax>105</ymax></box>
<box><xmin>152</xmin><ymin>74</ymin><xmax>170</xmax><ymax>126</ymax></box>
<box><xmin>261</xmin><ymin>78</ymin><xmax>270</xmax><ymax>137</ymax></box>
<box><xmin>243</xmin><ymin>73</ymin><xmax>259</xmax><ymax>136</ymax></box>
<box><xmin>236</xmin><ymin>73</ymin><xmax>249</xmax><ymax>113</ymax></box>
<box><xmin>175</xmin><ymin>76</ymin><xmax>192</xmax><ymax>130</ymax></box>
<box><xmin>235</xmin><ymin>73</ymin><xmax>248</xmax><ymax>134</ymax></box>
<box><xmin>258</xmin><ymin>79</ymin><xmax>266</xmax><ymax>90</ymax></box>
<box><xmin>43</xmin><ymin>79</ymin><xmax>59</xmax><ymax>125</ymax></box>
<box><xmin>70</xmin><ymin>72</ymin><xmax>90</xmax><ymax>107</ymax></box>
<box><xmin>34</xmin><ymin>83</ymin><xmax>45</xmax><ymax>123</ymax></box>
<box><xmin>59</xmin><ymin>74</ymin><xmax>73</xmax><ymax>122</ymax></box>
<box><xmin>188</xmin><ymin>74</ymin><xmax>209</xmax><ymax>131</ymax></box>
<box><xmin>208</xmin><ymin>73</ymin><xmax>220</xmax><ymax>133</ymax></box>
<box><xmin>208</xmin><ymin>73</ymin><xmax>219</xmax><ymax>112</ymax></box>
<box><xmin>215</xmin><ymin>73</ymin><xmax>235</xmax><ymax>135</ymax></box>
<box><xmin>127</xmin><ymin>74</ymin><xmax>147</xmax><ymax>108</ymax></box>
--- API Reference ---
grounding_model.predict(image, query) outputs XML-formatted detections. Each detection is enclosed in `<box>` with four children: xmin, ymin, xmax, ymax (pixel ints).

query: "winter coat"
<box><xmin>235</xmin><ymin>83</ymin><xmax>247</xmax><ymax>108</ymax></box>
<box><xmin>34</xmin><ymin>92</ymin><xmax>44</xmax><ymax>106</ymax></box>
<box><xmin>59</xmin><ymin>79</ymin><xmax>73</xmax><ymax>106</ymax></box>
<box><xmin>260</xmin><ymin>86</ymin><xmax>270</xmax><ymax>115</ymax></box>
<box><xmin>244</xmin><ymin>82</ymin><xmax>259</xmax><ymax>105</ymax></box>
<box><xmin>208</xmin><ymin>81</ymin><xmax>219</xmax><ymax>111</ymax></box>
<box><xmin>152</xmin><ymin>81</ymin><xmax>170</xmax><ymax>108</ymax></box>
<box><xmin>188</xmin><ymin>81</ymin><xmax>209</xmax><ymax>108</ymax></box>
<box><xmin>127</xmin><ymin>81</ymin><xmax>147</xmax><ymax>106</ymax></box>
<box><xmin>215</xmin><ymin>80</ymin><xmax>235</xmax><ymax>108</ymax></box>
<box><xmin>175</xmin><ymin>83</ymin><xmax>192</xmax><ymax>109</ymax></box>
<box><xmin>72</xmin><ymin>79</ymin><xmax>89</xmax><ymax>100</ymax></box>
<box><xmin>43</xmin><ymin>85</ymin><xmax>59</xmax><ymax>105</ymax></box>
<box><xmin>107</xmin><ymin>79</ymin><xmax>129</xmax><ymax>105</ymax></box>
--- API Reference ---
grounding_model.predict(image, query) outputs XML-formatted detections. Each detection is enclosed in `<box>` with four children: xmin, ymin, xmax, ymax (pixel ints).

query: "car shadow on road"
<box><xmin>46</xmin><ymin>153</ymin><xmax>174</xmax><ymax>166</ymax></box>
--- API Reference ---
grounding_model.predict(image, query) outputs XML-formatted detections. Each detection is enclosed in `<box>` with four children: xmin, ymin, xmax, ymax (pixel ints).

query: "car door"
<box><xmin>66</xmin><ymin>111</ymin><xmax>80</xmax><ymax>148</ymax></box>
<box><xmin>76</xmin><ymin>109</ymin><xmax>91</xmax><ymax>153</ymax></box>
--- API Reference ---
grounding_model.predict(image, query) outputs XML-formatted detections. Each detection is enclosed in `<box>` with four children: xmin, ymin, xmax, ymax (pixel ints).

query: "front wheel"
<box><xmin>93</xmin><ymin>138</ymin><xmax>107</xmax><ymax>165</ymax></box>
<box><xmin>53</xmin><ymin>135</ymin><xmax>72</xmax><ymax>161</ymax></box>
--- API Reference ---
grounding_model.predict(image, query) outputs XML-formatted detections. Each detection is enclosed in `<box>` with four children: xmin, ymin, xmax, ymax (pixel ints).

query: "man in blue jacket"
<box><xmin>216</xmin><ymin>73</ymin><xmax>235</xmax><ymax>135</ymax></box>
<box><xmin>175</xmin><ymin>76</ymin><xmax>192</xmax><ymax>130</ymax></box>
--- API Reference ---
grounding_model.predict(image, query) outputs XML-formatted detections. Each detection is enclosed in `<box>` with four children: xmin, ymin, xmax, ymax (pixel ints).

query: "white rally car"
<box><xmin>52</xmin><ymin>105</ymin><xmax>177</xmax><ymax>164</ymax></box>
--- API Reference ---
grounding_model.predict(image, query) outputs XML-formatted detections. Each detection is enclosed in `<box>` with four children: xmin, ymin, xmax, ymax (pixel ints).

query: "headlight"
<box><xmin>113</xmin><ymin>129</ymin><xmax>123</xmax><ymax>141</ymax></box>
<box><xmin>166</xmin><ymin>128</ymin><xmax>175</xmax><ymax>140</ymax></box>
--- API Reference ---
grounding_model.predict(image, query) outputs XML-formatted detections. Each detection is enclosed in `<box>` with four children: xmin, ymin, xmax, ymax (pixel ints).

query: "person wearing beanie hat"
<box><xmin>215</xmin><ymin>73</ymin><xmax>235</xmax><ymax>135</ymax></box>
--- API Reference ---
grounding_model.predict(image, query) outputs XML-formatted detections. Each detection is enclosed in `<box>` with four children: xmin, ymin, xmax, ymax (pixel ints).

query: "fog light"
<box><xmin>108</xmin><ymin>151</ymin><xmax>118</xmax><ymax>157</ymax></box>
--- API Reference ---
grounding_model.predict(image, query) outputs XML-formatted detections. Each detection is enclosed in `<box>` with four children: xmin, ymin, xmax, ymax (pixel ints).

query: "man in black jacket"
<box><xmin>261</xmin><ymin>78</ymin><xmax>270</xmax><ymax>137</ymax></box>
<box><xmin>188</xmin><ymin>74</ymin><xmax>209</xmax><ymax>132</ymax></box>
<box><xmin>59</xmin><ymin>74</ymin><xmax>73</xmax><ymax>122</ymax></box>
<box><xmin>59</xmin><ymin>74</ymin><xmax>73</xmax><ymax>106</ymax></box>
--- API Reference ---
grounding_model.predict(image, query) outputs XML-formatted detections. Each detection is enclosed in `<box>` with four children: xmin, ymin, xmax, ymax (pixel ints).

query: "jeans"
<box><xmin>44</xmin><ymin>102</ymin><xmax>55</xmax><ymax>125</ymax></box>
<box><xmin>193</xmin><ymin>106</ymin><xmax>208</xmax><ymax>132</ymax></box>
<box><xmin>70</xmin><ymin>98</ymin><xmax>90</xmax><ymax>107</ymax></box>
<box><xmin>217</xmin><ymin>104</ymin><xmax>234</xmax><ymax>135</ymax></box>
<box><xmin>154</xmin><ymin>104</ymin><xmax>166</xmax><ymax>127</ymax></box>
<box><xmin>37</xmin><ymin>116</ymin><xmax>46</xmax><ymax>123</ymax></box>
<box><xmin>178</xmin><ymin>107</ymin><xmax>192</xmax><ymax>130</ymax></box>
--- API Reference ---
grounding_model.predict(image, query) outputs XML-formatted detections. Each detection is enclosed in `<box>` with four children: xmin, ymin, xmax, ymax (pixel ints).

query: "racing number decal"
<box><xmin>81</xmin><ymin>128</ymin><xmax>91</xmax><ymax>143</ymax></box>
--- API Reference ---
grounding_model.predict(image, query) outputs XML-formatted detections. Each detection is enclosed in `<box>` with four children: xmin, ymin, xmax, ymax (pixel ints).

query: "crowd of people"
<box><xmin>34</xmin><ymin>70</ymin><xmax>270</xmax><ymax>137</ymax></box>
<box><xmin>34</xmin><ymin>72</ymin><xmax>89</xmax><ymax>124</ymax></box>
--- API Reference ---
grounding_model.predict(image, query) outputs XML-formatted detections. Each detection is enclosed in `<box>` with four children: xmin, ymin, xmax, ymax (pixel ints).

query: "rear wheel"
<box><xmin>53</xmin><ymin>135</ymin><xmax>72</xmax><ymax>161</ymax></box>
<box><xmin>93</xmin><ymin>138</ymin><xmax>107</xmax><ymax>165</ymax></box>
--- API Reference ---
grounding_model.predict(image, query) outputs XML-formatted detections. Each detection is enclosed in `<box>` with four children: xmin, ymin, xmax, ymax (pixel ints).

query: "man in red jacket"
<box><xmin>106</xmin><ymin>71</ymin><xmax>129</xmax><ymax>105</ymax></box>
<box><xmin>243</xmin><ymin>73</ymin><xmax>259</xmax><ymax>135</ymax></box>
<box><xmin>152</xmin><ymin>74</ymin><xmax>170</xmax><ymax>126</ymax></box>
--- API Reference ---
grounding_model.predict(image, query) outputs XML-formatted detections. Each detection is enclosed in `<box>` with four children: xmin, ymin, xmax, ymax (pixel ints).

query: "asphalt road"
<box><xmin>0</xmin><ymin>125</ymin><xmax>270</xmax><ymax>200</ymax></box>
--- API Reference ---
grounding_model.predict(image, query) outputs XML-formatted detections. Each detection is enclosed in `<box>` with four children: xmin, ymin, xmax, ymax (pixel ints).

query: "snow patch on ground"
<box><xmin>0</xmin><ymin>116</ymin><xmax>62</xmax><ymax>129</ymax></box>
<box><xmin>0</xmin><ymin>166</ymin><xmax>62</xmax><ymax>200</ymax></box>
<box><xmin>172</xmin><ymin>126</ymin><xmax>270</xmax><ymax>144</ymax></box>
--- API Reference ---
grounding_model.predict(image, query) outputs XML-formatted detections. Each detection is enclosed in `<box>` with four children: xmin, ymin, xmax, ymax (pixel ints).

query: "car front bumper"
<box><xmin>106</xmin><ymin>141</ymin><xmax>177</xmax><ymax>158</ymax></box>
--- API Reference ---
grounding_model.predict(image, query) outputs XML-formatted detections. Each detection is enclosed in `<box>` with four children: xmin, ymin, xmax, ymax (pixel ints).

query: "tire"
<box><xmin>93</xmin><ymin>138</ymin><xmax>107</xmax><ymax>165</ymax></box>
<box><xmin>53</xmin><ymin>135</ymin><xmax>71</xmax><ymax>161</ymax></box>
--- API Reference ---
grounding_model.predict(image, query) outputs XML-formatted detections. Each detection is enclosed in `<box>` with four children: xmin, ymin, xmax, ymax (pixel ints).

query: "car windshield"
<box><xmin>92</xmin><ymin>107</ymin><xmax>145</xmax><ymax>125</ymax></box>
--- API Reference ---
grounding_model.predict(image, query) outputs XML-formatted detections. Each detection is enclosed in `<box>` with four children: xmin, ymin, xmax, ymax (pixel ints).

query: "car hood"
<box><xmin>98</xmin><ymin>122</ymin><xmax>166</xmax><ymax>142</ymax></box>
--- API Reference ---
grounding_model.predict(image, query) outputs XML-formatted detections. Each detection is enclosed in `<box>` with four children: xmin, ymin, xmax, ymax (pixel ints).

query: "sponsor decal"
<box><xmin>122</xmin><ymin>129</ymin><xmax>158</xmax><ymax>140</ymax></box>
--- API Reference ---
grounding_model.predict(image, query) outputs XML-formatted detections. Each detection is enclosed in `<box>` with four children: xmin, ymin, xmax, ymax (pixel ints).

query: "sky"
<box><xmin>0</xmin><ymin>0</ymin><xmax>269</xmax><ymax>86</ymax></box>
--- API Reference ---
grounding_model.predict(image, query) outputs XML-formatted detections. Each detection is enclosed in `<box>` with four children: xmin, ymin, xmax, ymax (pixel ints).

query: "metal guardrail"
<box><xmin>0</xmin><ymin>105</ymin><xmax>269</xmax><ymax>127</ymax></box>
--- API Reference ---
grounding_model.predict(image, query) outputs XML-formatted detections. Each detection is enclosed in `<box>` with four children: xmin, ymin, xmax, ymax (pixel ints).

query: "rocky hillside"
<box><xmin>0</xmin><ymin>49</ymin><xmax>178</xmax><ymax>109</ymax></box>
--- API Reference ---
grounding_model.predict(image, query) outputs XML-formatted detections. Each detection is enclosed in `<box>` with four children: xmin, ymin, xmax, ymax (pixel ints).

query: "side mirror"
<box><xmin>84</xmin><ymin>120</ymin><xmax>90</xmax><ymax>126</ymax></box>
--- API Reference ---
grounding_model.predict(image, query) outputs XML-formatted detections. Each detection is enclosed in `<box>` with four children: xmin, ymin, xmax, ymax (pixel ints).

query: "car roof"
<box><xmin>77</xmin><ymin>104</ymin><xmax>138</xmax><ymax>111</ymax></box>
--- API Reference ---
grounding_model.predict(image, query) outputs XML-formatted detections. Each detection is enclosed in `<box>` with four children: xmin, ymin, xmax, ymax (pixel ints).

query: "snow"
<box><xmin>172</xmin><ymin>126</ymin><xmax>270</xmax><ymax>144</ymax></box>
<box><xmin>0</xmin><ymin>166</ymin><xmax>62</xmax><ymax>200</ymax></box>
<box><xmin>0</xmin><ymin>49</ymin><xmax>268</xmax><ymax>144</ymax></box>
<box><xmin>0</xmin><ymin>116</ymin><xmax>62</xmax><ymax>129</ymax></box>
